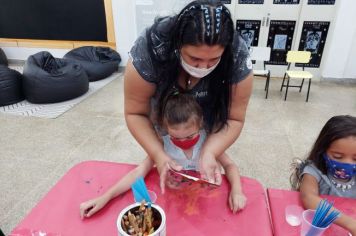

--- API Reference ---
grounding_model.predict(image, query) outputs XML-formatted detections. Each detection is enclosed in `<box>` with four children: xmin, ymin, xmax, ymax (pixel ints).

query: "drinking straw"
<box><xmin>131</xmin><ymin>176</ymin><xmax>152</xmax><ymax>205</ymax></box>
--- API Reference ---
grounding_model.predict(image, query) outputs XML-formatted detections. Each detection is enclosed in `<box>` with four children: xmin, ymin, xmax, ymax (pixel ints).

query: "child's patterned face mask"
<box><xmin>323</xmin><ymin>153</ymin><xmax>356</xmax><ymax>180</ymax></box>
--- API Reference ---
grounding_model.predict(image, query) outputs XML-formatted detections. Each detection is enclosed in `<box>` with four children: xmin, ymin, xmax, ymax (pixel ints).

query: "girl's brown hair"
<box><xmin>158</xmin><ymin>91</ymin><xmax>203</xmax><ymax>128</ymax></box>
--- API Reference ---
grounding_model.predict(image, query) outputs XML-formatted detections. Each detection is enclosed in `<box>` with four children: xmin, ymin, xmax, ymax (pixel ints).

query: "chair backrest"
<box><xmin>286</xmin><ymin>51</ymin><xmax>311</xmax><ymax>63</ymax></box>
<box><xmin>249</xmin><ymin>46</ymin><xmax>271</xmax><ymax>61</ymax></box>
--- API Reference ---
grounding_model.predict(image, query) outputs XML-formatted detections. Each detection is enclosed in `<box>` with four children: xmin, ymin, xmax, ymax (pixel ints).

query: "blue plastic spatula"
<box><xmin>131</xmin><ymin>176</ymin><xmax>152</xmax><ymax>205</ymax></box>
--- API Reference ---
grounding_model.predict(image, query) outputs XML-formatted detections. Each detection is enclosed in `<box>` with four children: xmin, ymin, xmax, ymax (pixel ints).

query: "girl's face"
<box><xmin>326</xmin><ymin>136</ymin><xmax>356</xmax><ymax>164</ymax></box>
<box><xmin>167</xmin><ymin>118</ymin><xmax>200</xmax><ymax>141</ymax></box>
<box><xmin>180</xmin><ymin>44</ymin><xmax>224</xmax><ymax>69</ymax></box>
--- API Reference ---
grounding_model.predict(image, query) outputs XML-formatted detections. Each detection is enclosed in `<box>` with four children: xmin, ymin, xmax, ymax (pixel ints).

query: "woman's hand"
<box><xmin>229</xmin><ymin>191</ymin><xmax>247</xmax><ymax>214</ymax></box>
<box><xmin>199</xmin><ymin>152</ymin><xmax>222</xmax><ymax>185</ymax></box>
<box><xmin>156</xmin><ymin>155</ymin><xmax>182</xmax><ymax>194</ymax></box>
<box><xmin>79</xmin><ymin>194</ymin><xmax>111</xmax><ymax>219</ymax></box>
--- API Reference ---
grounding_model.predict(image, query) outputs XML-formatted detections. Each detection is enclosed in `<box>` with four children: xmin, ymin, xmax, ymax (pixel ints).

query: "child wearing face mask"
<box><xmin>290</xmin><ymin>115</ymin><xmax>356</xmax><ymax>235</ymax></box>
<box><xmin>79</xmin><ymin>92</ymin><xmax>246</xmax><ymax>219</ymax></box>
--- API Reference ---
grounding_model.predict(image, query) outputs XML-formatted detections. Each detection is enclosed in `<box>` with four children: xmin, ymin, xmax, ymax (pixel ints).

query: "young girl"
<box><xmin>80</xmin><ymin>92</ymin><xmax>246</xmax><ymax>219</ymax></box>
<box><xmin>290</xmin><ymin>115</ymin><xmax>356</xmax><ymax>235</ymax></box>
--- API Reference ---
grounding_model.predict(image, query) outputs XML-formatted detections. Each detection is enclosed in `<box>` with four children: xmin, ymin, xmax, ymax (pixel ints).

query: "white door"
<box><xmin>234</xmin><ymin>0</ymin><xmax>336</xmax><ymax>77</ymax></box>
<box><xmin>235</xmin><ymin>0</ymin><xmax>303</xmax><ymax>76</ymax></box>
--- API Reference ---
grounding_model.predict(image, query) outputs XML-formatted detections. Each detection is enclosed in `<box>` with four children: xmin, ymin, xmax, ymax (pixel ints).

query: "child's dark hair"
<box><xmin>157</xmin><ymin>90</ymin><xmax>203</xmax><ymax>128</ymax></box>
<box><xmin>290</xmin><ymin>115</ymin><xmax>356</xmax><ymax>190</ymax></box>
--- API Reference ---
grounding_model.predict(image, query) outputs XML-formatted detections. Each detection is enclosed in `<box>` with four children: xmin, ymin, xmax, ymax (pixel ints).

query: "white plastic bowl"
<box><xmin>117</xmin><ymin>203</ymin><xmax>166</xmax><ymax>236</ymax></box>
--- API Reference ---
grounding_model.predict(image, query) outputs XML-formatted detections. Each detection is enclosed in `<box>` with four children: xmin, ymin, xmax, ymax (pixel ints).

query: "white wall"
<box><xmin>113</xmin><ymin>0</ymin><xmax>136</xmax><ymax>65</ymax></box>
<box><xmin>344</xmin><ymin>28</ymin><xmax>356</xmax><ymax>78</ymax></box>
<box><xmin>321</xmin><ymin>0</ymin><xmax>356</xmax><ymax>80</ymax></box>
<box><xmin>2</xmin><ymin>47</ymin><xmax>69</xmax><ymax>61</ymax></box>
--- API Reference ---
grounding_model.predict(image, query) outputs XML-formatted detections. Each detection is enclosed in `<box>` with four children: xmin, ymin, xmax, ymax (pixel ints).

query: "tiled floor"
<box><xmin>1</xmin><ymin>73</ymin><xmax>356</xmax><ymax>234</ymax></box>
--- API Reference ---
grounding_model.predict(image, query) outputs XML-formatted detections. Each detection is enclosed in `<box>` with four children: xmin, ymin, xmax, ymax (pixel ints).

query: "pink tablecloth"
<box><xmin>267</xmin><ymin>188</ymin><xmax>356</xmax><ymax>236</ymax></box>
<box><xmin>11</xmin><ymin>161</ymin><xmax>272</xmax><ymax>236</ymax></box>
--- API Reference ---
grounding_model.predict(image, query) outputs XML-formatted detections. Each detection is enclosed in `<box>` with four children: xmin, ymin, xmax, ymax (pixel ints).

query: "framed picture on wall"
<box><xmin>266</xmin><ymin>20</ymin><xmax>296</xmax><ymax>65</ymax></box>
<box><xmin>273</xmin><ymin>0</ymin><xmax>300</xmax><ymax>4</ymax></box>
<box><xmin>236</xmin><ymin>20</ymin><xmax>261</xmax><ymax>49</ymax></box>
<box><xmin>219</xmin><ymin>0</ymin><xmax>232</xmax><ymax>4</ymax></box>
<box><xmin>297</xmin><ymin>21</ymin><xmax>330</xmax><ymax>68</ymax></box>
<box><xmin>307</xmin><ymin>0</ymin><xmax>335</xmax><ymax>5</ymax></box>
<box><xmin>238</xmin><ymin>0</ymin><xmax>264</xmax><ymax>3</ymax></box>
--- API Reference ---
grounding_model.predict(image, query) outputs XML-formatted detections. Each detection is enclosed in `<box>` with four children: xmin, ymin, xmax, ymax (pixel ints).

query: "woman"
<box><xmin>124</xmin><ymin>0</ymin><xmax>253</xmax><ymax>193</ymax></box>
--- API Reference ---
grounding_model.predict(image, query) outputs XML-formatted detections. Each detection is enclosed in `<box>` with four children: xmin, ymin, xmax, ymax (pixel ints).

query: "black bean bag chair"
<box><xmin>64</xmin><ymin>46</ymin><xmax>121</xmax><ymax>81</ymax></box>
<box><xmin>0</xmin><ymin>65</ymin><xmax>24</xmax><ymax>106</ymax></box>
<box><xmin>0</xmin><ymin>48</ymin><xmax>8</xmax><ymax>66</ymax></box>
<box><xmin>23</xmin><ymin>51</ymin><xmax>89</xmax><ymax>104</ymax></box>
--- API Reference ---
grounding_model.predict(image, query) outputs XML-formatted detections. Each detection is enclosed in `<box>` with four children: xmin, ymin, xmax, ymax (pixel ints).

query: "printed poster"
<box><xmin>297</xmin><ymin>21</ymin><xmax>330</xmax><ymax>67</ymax></box>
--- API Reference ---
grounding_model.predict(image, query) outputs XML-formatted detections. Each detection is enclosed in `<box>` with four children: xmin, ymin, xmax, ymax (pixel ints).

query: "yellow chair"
<box><xmin>280</xmin><ymin>51</ymin><xmax>313</xmax><ymax>102</ymax></box>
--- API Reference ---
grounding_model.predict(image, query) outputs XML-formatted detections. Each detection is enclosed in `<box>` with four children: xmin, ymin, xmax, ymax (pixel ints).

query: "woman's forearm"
<box><xmin>125</xmin><ymin>113</ymin><xmax>168</xmax><ymax>164</ymax></box>
<box><xmin>202</xmin><ymin>119</ymin><xmax>244</xmax><ymax>159</ymax></box>
<box><xmin>202</xmin><ymin>74</ymin><xmax>252</xmax><ymax>159</ymax></box>
<box><xmin>124</xmin><ymin>60</ymin><xmax>168</xmax><ymax>165</ymax></box>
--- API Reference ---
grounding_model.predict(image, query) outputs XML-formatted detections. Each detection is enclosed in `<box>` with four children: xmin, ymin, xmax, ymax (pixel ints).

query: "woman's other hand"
<box><xmin>199</xmin><ymin>152</ymin><xmax>222</xmax><ymax>185</ymax></box>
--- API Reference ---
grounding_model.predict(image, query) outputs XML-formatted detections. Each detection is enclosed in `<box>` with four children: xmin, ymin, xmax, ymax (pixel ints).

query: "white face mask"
<box><xmin>180</xmin><ymin>56</ymin><xmax>220</xmax><ymax>78</ymax></box>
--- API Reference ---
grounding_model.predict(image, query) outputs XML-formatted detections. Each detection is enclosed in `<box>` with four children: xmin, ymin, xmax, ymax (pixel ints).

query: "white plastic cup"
<box><xmin>300</xmin><ymin>209</ymin><xmax>329</xmax><ymax>236</ymax></box>
<box><xmin>285</xmin><ymin>205</ymin><xmax>303</xmax><ymax>226</ymax></box>
<box><xmin>117</xmin><ymin>202</ymin><xmax>166</xmax><ymax>236</ymax></box>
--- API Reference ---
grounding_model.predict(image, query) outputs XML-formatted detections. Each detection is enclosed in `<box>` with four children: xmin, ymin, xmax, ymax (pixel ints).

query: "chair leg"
<box><xmin>284</xmin><ymin>77</ymin><xmax>290</xmax><ymax>101</ymax></box>
<box><xmin>299</xmin><ymin>79</ymin><xmax>304</xmax><ymax>92</ymax></box>
<box><xmin>306</xmin><ymin>78</ymin><xmax>311</xmax><ymax>102</ymax></box>
<box><xmin>280</xmin><ymin>73</ymin><xmax>286</xmax><ymax>91</ymax></box>
<box><xmin>265</xmin><ymin>72</ymin><xmax>270</xmax><ymax>99</ymax></box>
<box><xmin>264</xmin><ymin>75</ymin><xmax>268</xmax><ymax>91</ymax></box>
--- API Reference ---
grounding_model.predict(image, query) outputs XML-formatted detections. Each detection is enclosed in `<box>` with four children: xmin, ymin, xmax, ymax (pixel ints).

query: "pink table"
<box><xmin>11</xmin><ymin>161</ymin><xmax>272</xmax><ymax>236</ymax></box>
<box><xmin>267</xmin><ymin>188</ymin><xmax>356</xmax><ymax>236</ymax></box>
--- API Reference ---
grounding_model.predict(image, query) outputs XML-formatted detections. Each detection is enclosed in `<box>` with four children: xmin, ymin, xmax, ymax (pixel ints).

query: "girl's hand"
<box><xmin>229</xmin><ymin>191</ymin><xmax>247</xmax><ymax>214</ymax></box>
<box><xmin>156</xmin><ymin>155</ymin><xmax>182</xmax><ymax>194</ymax></box>
<box><xmin>199</xmin><ymin>152</ymin><xmax>222</xmax><ymax>185</ymax></box>
<box><xmin>79</xmin><ymin>195</ymin><xmax>110</xmax><ymax>219</ymax></box>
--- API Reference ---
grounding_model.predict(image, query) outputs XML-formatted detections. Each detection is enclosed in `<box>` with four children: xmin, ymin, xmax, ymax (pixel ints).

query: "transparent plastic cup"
<box><xmin>300</xmin><ymin>209</ymin><xmax>329</xmax><ymax>236</ymax></box>
<box><xmin>133</xmin><ymin>189</ymin><xmax>157</xmax><ymax>203</ymax></box>
<box><xmin>285</xmin><ymin>205</ymin><xmax>303</xmax><ymax>226</ymax></box>
<box><xmin>147</xmin><ymin>189</ymin><xmax>157</xmax><ymax>203</ymax></box>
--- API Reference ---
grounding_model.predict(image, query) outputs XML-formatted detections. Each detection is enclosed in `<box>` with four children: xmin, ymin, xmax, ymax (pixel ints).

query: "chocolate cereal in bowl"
<box><xmin>117</xmin><ymin>201</ymin><xmax>166</xmax><ymax>236</ymax></box>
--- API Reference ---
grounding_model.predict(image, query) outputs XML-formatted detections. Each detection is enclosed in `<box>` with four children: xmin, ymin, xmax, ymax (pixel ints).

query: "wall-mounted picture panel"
<box><xmin>297</xmin><ymin>21</ymin><xmax>330</xmax><ymax>68</ymax></box>
<box><xmin>308</xmin><ymin>0</ymin><xmax>335</xmax><ymax>5</ymax></box>
<box><xmin>236</xmin><ymin>20</ymin><xmax>261</xmax><ymax>48</ymax></box>
<box><xmin>273</xmin><ymin>0</ymin><xmax>300</xmax><ymax>4</ymax></box>
<box><xmin>266</xmin><ymin>20</ymin><xmax>296</xmax><ymax>65</ymax></box>
<box><xmin>238</xmin><ymin>0</ymin><xmax>264</xmax><ymax>3</ymax></box>
<box><xmin>219</xmin><ymin>0</ymin><xmax>231</xmax><ymax>4</ymax></box>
